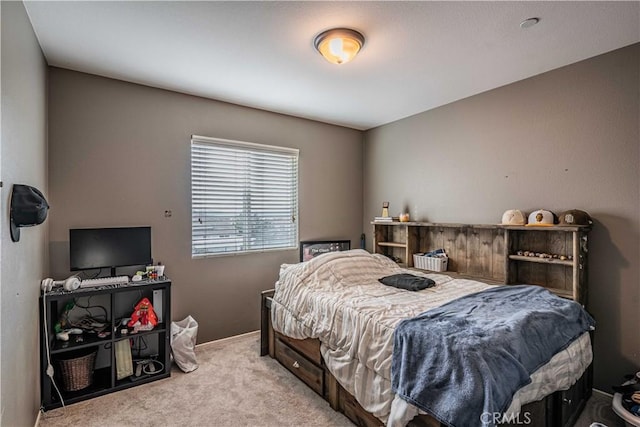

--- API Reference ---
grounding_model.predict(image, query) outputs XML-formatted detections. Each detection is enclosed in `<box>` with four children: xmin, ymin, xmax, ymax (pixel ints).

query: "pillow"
<box><xmin>378</xmin><ymin>273</ymin><xmax>435</xmax><ymax>291</ymax></box>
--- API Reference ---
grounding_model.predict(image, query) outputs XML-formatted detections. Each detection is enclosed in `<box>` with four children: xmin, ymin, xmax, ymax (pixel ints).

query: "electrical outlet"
<box><xmin>164</xmin><ymin>210</ymin><xmax>172</xmax><ymax>218</ymax></box>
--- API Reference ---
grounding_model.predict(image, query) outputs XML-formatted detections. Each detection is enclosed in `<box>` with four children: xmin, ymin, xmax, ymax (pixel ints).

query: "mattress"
<box><xmin>270</xmin><ymin>249</ymin><xmax>592</xmax><ymax>426</ymax></box>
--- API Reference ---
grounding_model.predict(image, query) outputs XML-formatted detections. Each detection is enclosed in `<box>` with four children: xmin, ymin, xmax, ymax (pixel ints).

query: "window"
<box><xmin>191</xmin><ymin>135</ymin><xmax>299</xmax><ymax>257</ymax></box>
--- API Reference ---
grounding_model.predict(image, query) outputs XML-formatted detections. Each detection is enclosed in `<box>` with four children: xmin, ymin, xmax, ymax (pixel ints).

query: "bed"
<box><xmin>261</xmin><ymin>249</ymin><xmax>594</xmax><ymax>427</ymax></box>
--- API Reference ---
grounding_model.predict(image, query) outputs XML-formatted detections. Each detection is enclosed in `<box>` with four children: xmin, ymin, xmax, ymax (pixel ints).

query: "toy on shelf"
<box><xmin>127</xmin><ymin>297</ymin><xmax>158</xmax><ymax>333</ymax></box>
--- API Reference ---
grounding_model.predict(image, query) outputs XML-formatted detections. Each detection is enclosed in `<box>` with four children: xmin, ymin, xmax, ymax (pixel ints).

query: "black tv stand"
<box><xmin>39</xmin><ymin>279</ymin><xmax>171</xmax><ymax>410</ymax></box>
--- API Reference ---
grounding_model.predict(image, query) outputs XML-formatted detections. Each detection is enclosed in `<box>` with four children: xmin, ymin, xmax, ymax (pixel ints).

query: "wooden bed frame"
<box><xmin>261</xmin><ymin>289</ymin><xmax>593</xmax><ymax>427</ymax></box>
<box><xmin>261</xmin><ymin>223</ymin><xmax>593</xmax><ymax>426</ymax></box>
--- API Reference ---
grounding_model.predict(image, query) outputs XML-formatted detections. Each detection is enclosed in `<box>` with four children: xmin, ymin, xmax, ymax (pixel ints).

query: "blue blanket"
<box><xmin>391</xmin><ymin>285</ymin><xmax>595</xmax><ymax>427</ymax></box>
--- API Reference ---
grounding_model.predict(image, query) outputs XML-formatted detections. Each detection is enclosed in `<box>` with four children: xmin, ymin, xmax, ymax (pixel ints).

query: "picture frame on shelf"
<box><xmin>300</xmin><ymin>240</ymin><xmax>351</xmax><ymax>262</ymax></box>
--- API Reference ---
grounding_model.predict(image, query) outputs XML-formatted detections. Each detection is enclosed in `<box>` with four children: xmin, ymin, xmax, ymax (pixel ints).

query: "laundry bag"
<box><xmin>170</xmin><ymin>315</ymin><xmax>199</xmax><ymax>372</ymax></box>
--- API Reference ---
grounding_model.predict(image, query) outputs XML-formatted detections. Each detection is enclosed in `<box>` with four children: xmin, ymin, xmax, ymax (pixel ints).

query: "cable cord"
<box><xmin>142</xmin><ymin>359</ymin><xmax>164</xmax><ymax>375</ymax></box>
<box><xmin>73</xmin><ymin>296</ymin><xmax>108</xmax><ymax>321</ymax></box>
<box><xmin>42</xmin><ymin>290</ymin><xmax>66</xmax><ymax>416</ymax></box>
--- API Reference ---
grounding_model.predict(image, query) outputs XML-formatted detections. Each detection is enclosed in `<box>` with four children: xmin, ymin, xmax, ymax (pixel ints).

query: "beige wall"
<box><xmin>1</xmin><ymin>1</ymin><xmax>49</xmax><ymax>425</ymax></box>
<box><xmin>363</xmin><ymin>43</ymin><xmax>640</xmax><ymax>390</ymax></box>
<box><xmin>48</xmin><ymin>68</ymin><xmax>363</xmax><ymax>343</ymax></box>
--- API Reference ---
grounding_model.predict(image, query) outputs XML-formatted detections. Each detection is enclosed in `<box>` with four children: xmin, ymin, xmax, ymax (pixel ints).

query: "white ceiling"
<box><xmin>24</xmin><ymin>1</ymin><xmax>640</xmax><ymax>130</ymax></box>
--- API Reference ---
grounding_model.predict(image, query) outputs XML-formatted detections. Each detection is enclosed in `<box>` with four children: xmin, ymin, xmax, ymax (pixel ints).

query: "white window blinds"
<box><xmin>191</xmin><ymin>135</ymin><xmax>299</xmax><ymax>257</ymax></box>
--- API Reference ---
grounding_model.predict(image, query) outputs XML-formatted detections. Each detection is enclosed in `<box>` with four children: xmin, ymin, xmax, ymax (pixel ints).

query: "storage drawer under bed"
<box><xmin>275</xmin><ymin>337</ymin><xmax>324</xmax><ymax>396</ymax></box>
<box><xmin>275</xmin><ymin>333</ymin><xmax>322</xmax><ymax>365</ymax></box>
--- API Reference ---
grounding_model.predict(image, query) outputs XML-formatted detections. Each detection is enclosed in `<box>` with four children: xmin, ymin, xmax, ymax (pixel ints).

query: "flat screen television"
<box><xmin>70</xmin><ymin>227</ymin><xmax>152</xmax><ymax>275</ymax></box>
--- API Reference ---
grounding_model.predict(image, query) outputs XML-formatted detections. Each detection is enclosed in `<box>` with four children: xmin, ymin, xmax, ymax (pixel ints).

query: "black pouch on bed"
<box><xmin>378</xmin><ymin>274</ymin><xmax>435</xmax><ymax>291</ymax></box>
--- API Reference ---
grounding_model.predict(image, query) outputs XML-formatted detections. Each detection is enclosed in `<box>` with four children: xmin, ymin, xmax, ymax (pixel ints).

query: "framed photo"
<box><xmin>300</xmin><ymin>240</ymin><xmax>351</xmax><ymax>262</ymax></box>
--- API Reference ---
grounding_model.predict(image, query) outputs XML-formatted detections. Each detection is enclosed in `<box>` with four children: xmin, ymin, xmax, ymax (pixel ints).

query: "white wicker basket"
<box><xmin>413</xmin><ymin>254</ymin><xmax>448</xmax><ymax>272</ymax></box>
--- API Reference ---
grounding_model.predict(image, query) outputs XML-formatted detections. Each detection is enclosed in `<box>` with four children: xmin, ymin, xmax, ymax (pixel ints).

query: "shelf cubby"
<box><xmin>372</xmin><ymin>221</ymin><xmax>590</xmax><ymax>304</ymax></box>
<box><xmin>40</xmin><ymin>279</ymin><xmax>171</xmax><ymax>410</ymax></box>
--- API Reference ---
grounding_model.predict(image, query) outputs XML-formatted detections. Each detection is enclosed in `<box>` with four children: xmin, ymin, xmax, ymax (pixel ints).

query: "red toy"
<box><xmin>127</xmin><ymin>297</ymin><xmax>158</xmax><ymax>331</ymax></box>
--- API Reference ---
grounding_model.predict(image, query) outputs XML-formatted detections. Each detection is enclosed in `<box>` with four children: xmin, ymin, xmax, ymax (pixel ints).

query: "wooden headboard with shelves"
<box><xmin>372</xmin><ymin>221</ymin><xmax>590</xmax><ymax>304</ymax></box>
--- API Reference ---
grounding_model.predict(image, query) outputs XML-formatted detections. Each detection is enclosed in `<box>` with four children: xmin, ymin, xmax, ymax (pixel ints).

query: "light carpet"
<box><xmin>39</xmin><ymin>331</ymin><xmax>624</xmax><ymax>427</ymax></box>
<box><xmin>39</xmin><ymin>332</ymin><xmax>350</xmax><ymax>427</ymax></box>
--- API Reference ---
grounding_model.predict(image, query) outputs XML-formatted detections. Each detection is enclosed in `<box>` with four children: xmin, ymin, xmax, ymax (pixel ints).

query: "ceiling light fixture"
<box><xmin>314</xmin><ymin>28</ymin><xmax>365</xmax><ymax>65</ymax></box>
<box><xmin>520</xmin><ymin>17</ymin><xmax>540</xmax><ymax>29</ymax></box>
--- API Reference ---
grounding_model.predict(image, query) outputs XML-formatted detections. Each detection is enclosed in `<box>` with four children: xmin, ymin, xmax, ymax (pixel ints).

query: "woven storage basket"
<box><xmin>413</xmin><ymin>254</ymin><xmax>448</xmax><ymax>272</ymax></box>
<box><xmin>57</xmin><ymin>347</ymin><xmax>97</xmax><ymax>392</ymax></box>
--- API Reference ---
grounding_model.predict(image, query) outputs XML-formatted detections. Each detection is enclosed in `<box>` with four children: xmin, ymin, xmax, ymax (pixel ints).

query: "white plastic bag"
<box><xmin>170</xmin><ymin>315</ymin><xmax>199</xmax><ymax>372</ymax></box>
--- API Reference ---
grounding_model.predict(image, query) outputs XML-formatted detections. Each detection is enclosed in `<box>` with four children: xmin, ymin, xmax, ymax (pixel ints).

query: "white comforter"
<box><xmin>270</xmin><ymin>249</ymin><xmax>592</xmax><ymax>426</ymax></box>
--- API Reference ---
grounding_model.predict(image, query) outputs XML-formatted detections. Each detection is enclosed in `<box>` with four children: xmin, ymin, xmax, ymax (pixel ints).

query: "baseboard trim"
<box><xmin>195</xmin><ymin>330</ymin><xmax>259</xmax><ymax>348</ymax></box>
<box><xmin>34</xmin><ymin>408</ymin><xmax>41</xmax><ymax>427</ymax></box>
